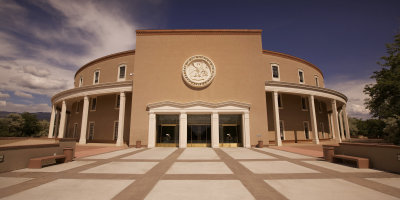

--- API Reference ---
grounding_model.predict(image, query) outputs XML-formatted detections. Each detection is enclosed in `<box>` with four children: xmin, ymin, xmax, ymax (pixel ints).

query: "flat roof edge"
<box><xmin>136</xmin><ymin>29</ymin><xmax>262</xmax><ymax>35</ymax></box>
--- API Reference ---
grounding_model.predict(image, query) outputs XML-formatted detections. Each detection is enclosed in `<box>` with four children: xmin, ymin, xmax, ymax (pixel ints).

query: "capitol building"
<box><xmin>48</xmin><ymin>29</ymin><xmax>350</xmax><ymax>147</ymax></box>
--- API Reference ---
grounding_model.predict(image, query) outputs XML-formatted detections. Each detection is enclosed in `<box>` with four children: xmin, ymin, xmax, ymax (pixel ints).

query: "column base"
<box><xmin>79</xmin><ymin>139</ymin><xmax>86</xmax><ymax>145</ymax></box>
<box><xmin>313</xmin><ymin>139</ymin><xmax>320</xmax><ymax>144</ymax></box>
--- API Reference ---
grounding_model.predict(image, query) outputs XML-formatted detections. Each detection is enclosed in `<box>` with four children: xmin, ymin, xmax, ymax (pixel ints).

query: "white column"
<box><xmin>343</xmin><ymin>105</ymin><xmax>351</xmax><ymax>139</ymax></box>
<box><xmin>211</xmin><ymin>112</ymin><xmax>219</xmax><ymax>148</ymax></box>
<box><xmin>48</xmin><ymin>105</ymin><xmax>56</xmax><ymax>138</ymax></box>
<box><xmin>116</xmin><ymin>92</ymin><xmax>126</xmax><ymax>146</ymax></box>
<box><xmin>339</xmin><ymin>109</ymin><xmax>345</xmax><ymax>140</ymax></box>
<box><xmin>79</xmin><ymin>96</ymin><xmax>89</xmax><ymax>144</ymax></box>
<box><xmin>272</xmin><ymin>91</ymin><xmax>282</xmax><ymax>146</ymax></box>
<box><xmin>179</xmin><ymin>112</ymin><xmax>187</xmax><ymax>148</ymax></box>
<box><xmin>57</xmin><ymin>100</ymin><xmax>67</xmax><ymax>138</ymax></box>
<box><xmin>243</xmin><ymin>111</ymin><xmax>251</xmax><ymax>148</ymax></box>
<box><xmin>308</xmin><ymin>95</ymin><xmax>319</xmax><ymax>144</ymax></box>
<box><xmin>147</xmin><ymin>112</ymin><xmax>156</xmax><ymax>148</ymax></box>
<box><xmin>331</xmin><ymin>100</ymin><xmax>341</xmax><ymax>142</ymax></box>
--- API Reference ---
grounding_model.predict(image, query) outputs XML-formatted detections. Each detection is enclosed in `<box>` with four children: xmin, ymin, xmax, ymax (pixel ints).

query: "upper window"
<box><xmin>90</xmin><ymin>97</ymin><xmax>97</xmax><ymax>111</ymax></box>
<box><xmin>118</xmin><ymin>65</ymin><xmax>126</xmax><ymax>81</ymax></box>
<box><xmin>79</xmin><ymin>76</ymin><xmax>83</xmax><ymax>87</ymax></box>
<box><xmin>301</xmin><ymin>96</ymin><xmax>308</xmax><ymax>111</ymax></box>
<box><xmin>271</xmin><ymin>64</ymin><xmax>280</xmax><ymax>80</ymax></box>
<box><xmin>93</xmin><ymin>70</ymin><xmax>100</xmax><ymax>84</ymax></box>
<box><xmin>75</xmin><ymin>101</ymin><xmax>80</xmax><ymax>113</ymax></box>
<box><xmin>298</xmin><ymin>69</ymin><xmax>304</xmax><ymax>84</ymax></box>
<box><xmin>314</xmin><ymin>75</ymin><xmax>319</xmax><ymax>87</ymax></box>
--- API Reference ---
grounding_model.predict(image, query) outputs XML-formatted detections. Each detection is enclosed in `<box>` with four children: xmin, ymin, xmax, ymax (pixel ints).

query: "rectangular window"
<box><xmin>314</xmin><ymin>75</ymin><xmax>319</xmax><ymax>87</ymax></box>
<box><xmin>76</xmin><ymin>101</ymin><xmax>80</xmax><ymax>113</ymax></box>
<box><xmin>320</xmin><ymin>122</ymin><xmax>325</xmax><ymax>139</ymax></box>
<box><xmin>113</xmin><ymin>121</ymin><xmax>119</xmax><ymax>140</ymax></box>
<box><xmin>88</xmin><ymin>122</ymin><xmax>95</xmax><ymax>140</ymax></box>
<box><xmin>94</xmin><ymin>70</ymin><xmax>100</xmax><ymax>84</ymax></box>
<box><xmin>318</xmin><ymin>101</ymin><xmax>323</xmax><ymax>113</ymax></box>
<box><xmin>118</xmin><ymin>65</ymin><xmax>126</xmax><ymax>80</ymax></box>
<box><xmin>79</xmin><ymin>76</ymin><xmax>83</xmax><ymax>87</ymax></box>
<box><xmin>278</xmin><ymin>94</ymin><xmax>283</xmax><ymax>108</ymax></box>
<box><xmin>73</xmin><ymin>123</ymin><xmax>78</xmax><ymax>138</ymax></box>
<box><xmin>304</xmin><ymin>121</ymin><xmax>310</xmax><ymax>139</ymax></box>
<box><xmin>280</xmin><ymin>120</ymin><xmax>285</xmax><ymax>140</ymax></box>
<box><xmin>301</xmin><ymin>97</ymin><xmax>308</xmax><ymax>110</ymax></box>
<box><xmin>115</xmin><ymin>94</ymin><xmax>120</xmax><ymax>108</ymax></box>
<box><xmin>298</xmin><ymin>69</ymin><xmax>304</xmax><ymax>84</ymax></box>
<box><xmin>271</xmin><ymin>64</ymin><xmax>280</xmax><ymax>80</ymax></box>
<box><xmin>90</xmin><ymin>98</ymin><xmax>97</xmax><ymax>111</ymax></box>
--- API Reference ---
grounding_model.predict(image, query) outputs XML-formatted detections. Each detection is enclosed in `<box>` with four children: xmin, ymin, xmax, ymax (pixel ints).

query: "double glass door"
<box><xmin>187</xmin><ymin>115</ymin><xmax>211</xmax><ymax>147</ymax></box>
<box><xmin>156</xmin><ymin>115</ymin><xmax>179</xmax><ymax>147</ymax></box>
<box><xmin>219</xmin><ymin>115</ymin><xmax>243</xmax><ymax>147</ymax></box>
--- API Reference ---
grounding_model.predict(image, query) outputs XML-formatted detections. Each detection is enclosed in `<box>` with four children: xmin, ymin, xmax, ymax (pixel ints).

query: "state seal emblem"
<box><xmin>182</xmin><ymin>55</ymin><xmax>216</xmax><ymax>88</ymax></box>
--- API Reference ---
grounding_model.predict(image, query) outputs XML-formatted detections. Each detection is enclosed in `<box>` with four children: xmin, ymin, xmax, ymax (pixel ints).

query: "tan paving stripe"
<box><xmin>214</xmin><ymin>148</ymin><xmax>288</xmax><ymax>200</ymax></box>
<box><xmin>162</xmin><ymin>174</ymin><xmax>236</xmax><ymax>180</ymax></box>
<box><xmin>251</xmin><ymin>148</ymin><xmax>400</xmax><ymax>198</ymax></box>
<box><xmin>112</xmin><ymin>148</ymin><xmax>184</xmax><ymax>200</ymax></box>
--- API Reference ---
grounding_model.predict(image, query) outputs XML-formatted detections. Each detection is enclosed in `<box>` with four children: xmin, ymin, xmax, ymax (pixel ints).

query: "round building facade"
<box><xmin>48</xmin><ymin>29</ymin><xmax>350</xmax><ymax>147</ymax></box>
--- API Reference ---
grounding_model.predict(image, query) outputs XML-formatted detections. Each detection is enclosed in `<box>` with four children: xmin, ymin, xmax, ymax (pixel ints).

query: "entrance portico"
<box><xmin>147</xmin><ymin>101</ymin><xmax>251</xmax><ymax>148</ymax></box>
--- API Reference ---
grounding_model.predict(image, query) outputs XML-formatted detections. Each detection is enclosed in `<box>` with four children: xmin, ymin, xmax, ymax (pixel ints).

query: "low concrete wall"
<box><xmin>0</xmin><ymin>138</ymin><xmax>76</xmax><ymax>173</ymax></box>
<box><xmin>335</xmin><ymin>143</ymin><xmax>400</xmax><ymax>174</ymax></box>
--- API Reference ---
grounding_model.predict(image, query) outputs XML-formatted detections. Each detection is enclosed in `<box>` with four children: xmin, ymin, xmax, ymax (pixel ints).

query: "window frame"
<box><xmin>279</xmin><ymin>120</ymin><xmax>285</xmax><ymax>140</ymax></box>
<box><xmin>117</xmin><ymin>64</ymin><xmax>127</xmax><ymax>81</ymax></box>
<box><xmin>320</xmin><ymin>122</ymin><xmax>325</xmax><ymax>139</ymax></box>
<box><xmin>73</xmin><ymin>123</ymin><xmax>78</xmax><ymax>138</ymax></box>
<box><xmin>79</xmin><ymin>76</ymin><xmax>83</xmax><ymax>87</ymax></box>
<box><xmin>115</xmin><ymin>94</ymin><xmax>120</xmax><ymax>109</ymax></box>
<box><xmin>278</xmin><ymin>93</ymin><xmax>283</xmax><ymax>109</ymax></box>
<box><xmin>271</xmin><ymin>63</ymin><xmax>280</xmax><ymax>81</ymax></box>
<box><xmin>113</xmin><ymin>121</ymin><xmax>119</xmax><ymax>141</ymax></box>
<box><xmin>90</xmin><ymin>97</ymin><xmax>97</xmax><ymax>111</ymax></box>
<box><xmin>314</xmin><ymin>75</ymin><xmax>319</xmax><ymax>87</ymax></box>
<box><xmin>303</xmin><ymin>121</ymin><xmax>310</xmax><ymax>139</ymax></box>
<box><xmin>88</xmin><ymin>121</ymin><xmax>95</xmax><ymax>140</ymax></box>
<box><xmin>301</xmin><ymin>96</ymin><xmax>308</xmax><ymax>111</ymax></box>
<box><xmin>318</xmin><ymin>101</ymin><xmax>323</xmax><ymax>113</ymax></box>
<box><xmin>298</xmin><ymin>69</ymin><xmax>305</xmax><ymax>84</ymax></box>
<box><xmin>93</xmin><ymin>70</ymin><xmax>100</xmax><ymax>85</ymax></box>
<box><xmin>75</xmin><ymin>101</ymin><xmax>80</xmax><ymax>113</ymax></box>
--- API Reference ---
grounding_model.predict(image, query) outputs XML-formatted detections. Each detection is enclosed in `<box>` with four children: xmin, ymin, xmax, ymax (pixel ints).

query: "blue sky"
<box><xmin>0</xmin><ymin>0</ymin><xmax>399</xmax><ymax>118</ymax></box>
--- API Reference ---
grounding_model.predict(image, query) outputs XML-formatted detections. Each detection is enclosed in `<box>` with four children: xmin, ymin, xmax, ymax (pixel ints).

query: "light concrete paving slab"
<box><xmin>83</xmin><ymin>148</ymin><xmax>141</xmax><ymax>159</ymax></box>
<box><xmin>265</xmin><ymin>179</ymin><xmax>398</xmax><ymax>200</ymax></box>
<box><xmin>80</xmin><ymin>161</ymin><xmax>158</xmax><ymax>174</ymax></box>
<box><xmin>304</xmin><ymin>160</ymin><xmax>380</xmax><ymax>173</ymax></box>
<box><xmin>240</xmin><ymin>161</ymin><xmax>319</xmax><ymax>174</ymax></box>
<box><xmin>145</xmin><ymin>180</ymin><xmax>254</xmax><ymax>200</ymax></box>
<box><xmin>366</xmin><ymin>178</ymin><xmax>400</xmax><ymax>189</ymax></box>
<box><xmin>122</xmin><ymin>148</ymin><xmax>176</xmax><ymax>160</ymax></box>
<box><xmin>0</xmin><ymin>177</ymin><xmax>33</xmax><ymax>189</ymax></box>
<box><xmin>3</xmin><ymin>179</ymin><xmax>134</xmax><ymax>200</ymax></box>
<box><xmin>257</xmin><ymin>148</ymin><xmax>312</xmax><ymax>159</ymax></box>
<box><xmin>15</xmin><ymin>161</ymin><xmax>95</xmax><ymax>173</ymax></box>
<box><xmin>178</xmin><ymin>148</ymin><xmax>220</xmax><ymax>160</ymax></box>
<box><xmin>167</xmin><ymin>162</ymin><xmax>233</xmax><ymax>174</ymax></box>
<box><xmin>221</xmin><ymin>148</ymin><xmax>276</xmax><ymax>159</ymax></box>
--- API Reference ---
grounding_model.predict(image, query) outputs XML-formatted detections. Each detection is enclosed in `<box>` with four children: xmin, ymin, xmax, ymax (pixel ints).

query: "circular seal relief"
<box><xmin>182</xmin><ymin>55</ymin><xmax>216</xmax><ymax>88</ymax></box>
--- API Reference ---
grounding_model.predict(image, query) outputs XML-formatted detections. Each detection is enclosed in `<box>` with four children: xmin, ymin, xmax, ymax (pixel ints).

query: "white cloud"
<box><xmin>0</xmin><ymin>101</ymin><xmax>5</xmax><ymax>106</ymax></box>
<box><xmin>23</xmin><ymin>65</ymin><xmax>50</xmax><ymax>77</ymax></box>
<box><xmin>0</xmin><ymin>102</ymin><xmax>51</xmax><ymax>113</ymax></box>
<box><xmin>0</xmin><ymin>91</ymin><xmax>10</xmax><ymax>98</ymax></box>
<box><xmin>14</xmin><ymin>91</ymin><xmax>33</xmax><ymax>99</ymax></box>
<box><xmin>326</xmin><ymin>77</ymin><xmax>373</xmax><ymax>119</ymax></box>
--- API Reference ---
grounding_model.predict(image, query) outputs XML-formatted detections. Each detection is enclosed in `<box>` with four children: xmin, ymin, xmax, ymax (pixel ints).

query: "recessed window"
<box><xmin>113</xmin><ymin>121</ymin><xmax>119</xmax><ymax>140</ymax></box>
<box><xmin>304</xmin><ymin>121</ymin><xmax>310</xmax><ymax>139</ymax></box>
<box><xmin>271</xmin><ymin>64</ymin><xmax>280</xmax><ymax>80</ymax></box>
<box><xmin>73</xmin><ymin>123</ymin><xmax>78</xmax><ymax>138</ymax></box>
<box><xmin>93</xmin><ymin>70</ymin><xmax>100</xmax><ymax>84</ymax></box>
<box><xmin>318</xmin><ymin>101</ymin><xmax>323</xmax><ymax>113</ymax></box>
<box><xmin>280</xmin><ymin>120</ymin><xmax>285</xmax><ymax>140</ymax></box>
<box><xmin>88</xmin><ymin>122</ymin><xmax>95</xmax><ymax>140</ymax></box>
<box><xmin>320</xmin><ymin>122</ymin><xmax>325</xmax><ymax>139</ymax></box>
<box><xmin>115</xmin><ymin>94</ymin><xmax>120</xmax><ymax>108</ymax></box>
<box><xmin>75</xmin><ymin>101</ymin><xmax>80</xmax><ymax>113</ymax></box>
<box><xmin>90</xmin><ymin>97</ymin><xmax>97</xmax><ymax>111</ymax></box>
<box><xmin>79</xmin><ymin>76</ymin><xmax>83</xmax><ymax>87</ymax></box>
<box><xmin>314</xmin><ymin>75</ymin><xmax>319</xmax><ymax>87</ymax></box>
<box><xmin>278</xmin><ymin>94</ymin><xmax>283</xmax><ymax>108</ymax></box>
<box><xmin>298</xmin><ymin>69</ymin><xmax>304</xmax><ymax>84</ymax></box>
<box><xmin>118</xmin><ymin>65</ymin><xmax>126</xmax><ymax>81</ymax></box>
<box><xmin>301</xmin><ymin>97</ymin><xmax>308</xmax><ymax>111</ymax></box>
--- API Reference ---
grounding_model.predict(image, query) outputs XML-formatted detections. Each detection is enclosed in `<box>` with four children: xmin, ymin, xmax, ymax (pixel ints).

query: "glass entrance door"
<box><xmin>156</xmin><ymin>115</ymin><xmax>179</xmax><ymax>147</ymax></box>
<box><xmin>219</xmin><ymin>115</ymin><xmax>242</xmax><ymax>147</ymax></box>
<box><xmin>187</xmin><ymin>115</ymin><xmax>211</xmax><ymax>147</ymax></box>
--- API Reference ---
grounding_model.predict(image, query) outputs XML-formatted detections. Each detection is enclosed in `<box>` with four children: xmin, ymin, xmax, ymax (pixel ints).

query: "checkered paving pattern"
<box><xmin>1</xmin><ymin>147</ymin><xmax>399</xmax><ymax>200</ymax></box>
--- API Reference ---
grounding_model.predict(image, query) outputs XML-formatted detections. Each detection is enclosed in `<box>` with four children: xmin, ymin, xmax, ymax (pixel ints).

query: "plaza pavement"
<box><xmin>0</xmin><ymin>147</ymin><xmax>399</xmax><ymax>200</ymax></box>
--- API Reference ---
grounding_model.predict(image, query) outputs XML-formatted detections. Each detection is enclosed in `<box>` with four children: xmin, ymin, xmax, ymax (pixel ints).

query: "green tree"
<box><xmin>21</xmin><ymin>112</ymin><xmax>40</xmax><ymax>136</ymax></box>
<box><xmin>7</xmin><ymin>113</ymin><xmax>24</xmax><ymax>136</ymax></box>
<box><xmin>364</xmin><ymin>33</ymin><xmax>400</xmax><ymax>144</ymax></box>
<box><xmin>36</xmin><ymin>120</ymin><xmax>49</xmax><ymax>137</ymax></box>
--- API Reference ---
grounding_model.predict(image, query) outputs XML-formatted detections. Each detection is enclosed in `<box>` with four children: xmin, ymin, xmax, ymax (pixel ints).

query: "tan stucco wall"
<box><xmin>263</xmin><ymin>54</ymin><xmax>325</xmax><ymax>87</ymax></box>
<box><xmin>66</xmin><ymin>93</ymin><xmax>132</xmax><ymax>144</ymax></box>
<box><xmin>266</xmin><ymin>93</ymin><xmax>330</xmax><ymax>141</ymax></box>
<box><xmin>74</xmin><ymin>53</ymin><xmax>135</xmax><ymax>88</ymax></box>
<box><xmin>130</xmin><ymin>33</ymin><xmax>270</xmax><ymax>146</ymax></box>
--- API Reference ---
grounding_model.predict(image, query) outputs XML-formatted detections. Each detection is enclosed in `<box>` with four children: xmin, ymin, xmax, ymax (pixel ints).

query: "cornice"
<box><xmin>147</xmin><ymin>101</ymin><xmax>251</xmax><ymax>109</ymax></box>
<box><xmin>74</xmin><ymin>50</ymin><xmax>135</xmax><ymax>78</ymax></box>
<box><xmin>262</xmin><ymin>50</ymin><xmax>324</xmax><ymax>78</ymax></box>
<box><xmin>136</xmin><ymin>29</ymin><xmax>262</xmax><ymax>36</ymax></box>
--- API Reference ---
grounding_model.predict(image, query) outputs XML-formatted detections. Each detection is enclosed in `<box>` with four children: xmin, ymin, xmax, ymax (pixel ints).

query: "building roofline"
<box><xmin>136</xmin><ymin>29</ymin><xmax>262</xmax><ymax>35</ymax></box>
<box><xmin>74</xmin><ymin>50</ymin><xmax>135</xmax><ymax>78</ymax></box>
<box><xmin>262</xmin><ymin>50</ymin><xmax>324</xmax><ymax>78</ymax></box>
